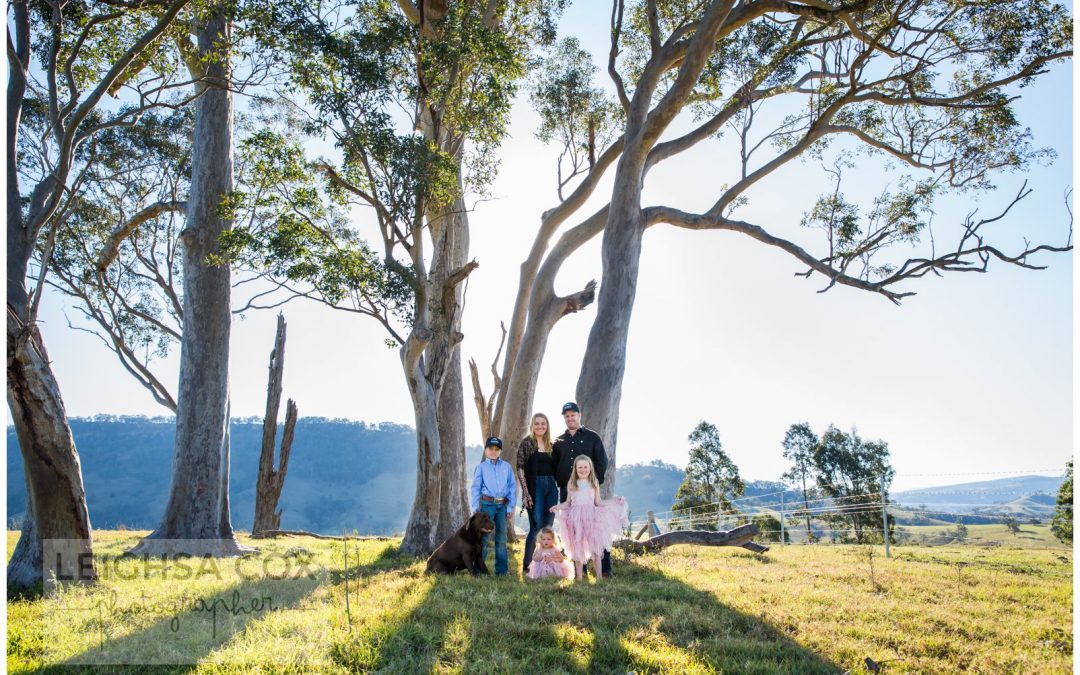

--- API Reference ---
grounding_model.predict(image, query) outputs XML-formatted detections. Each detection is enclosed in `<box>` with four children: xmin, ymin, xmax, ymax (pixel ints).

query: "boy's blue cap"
<box><xmin>562</xmin><ymin>402</ymin><xmax>580</xmax><ymax>414</ymax></box>
<box><xmin>485</xmin><ymin>436</ymin><xmax>503</xmax><ymax>449</ymax></box>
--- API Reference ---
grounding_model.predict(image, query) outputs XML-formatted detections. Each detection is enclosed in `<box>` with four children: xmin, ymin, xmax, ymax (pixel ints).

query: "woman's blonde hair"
<box><xmin>531</xmin><ymin>413</ymin><xmax>552</xmax><ymax>452</ymax></box>
<box><xmin>569</xmin><ymin>455</ymin><xmax>600</xmax><ymax>493</ymax></box>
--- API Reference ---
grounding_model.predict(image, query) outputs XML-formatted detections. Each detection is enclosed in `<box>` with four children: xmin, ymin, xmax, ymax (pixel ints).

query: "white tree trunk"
<box><xmin>7</xmin><ymin>324</ymin><xmax>96</xmax><ymax>588</ymax></box>
<box><xmin>430</xmin><ymin>190</ymin><xmax>471</xmax><ymax>540</ymax></box>
<box><xmin>400</xmin><ymin>357</ymin><xmax>444</xmax><ymax>555</ymax></box>
<box><xmin>399</xmin><ymin>109</ymin><xmax>473</xmax><ymax>553</ymax></box>
<box><xmin>128</xmin><ymin>11</ymin><xmax>248</xmax><ymax>557</ymax></box>
<box><xmin>496</xmin><ymin>209</ymin><xmax>605</xmax><ymax>456</ymax></box>
<box><xmin>575</xmin><ymin>158</ymin><xmax>647</xmax><ymax>498</ymax></box>
<box><xmin>437</xmin><ymin>352</ymin><xmax>471</xmax><ymax>538</ymax></box>
<box><xmin>6</xmin><ymin>4</ymin><xmax>96</xmax><ymax>587</ymax></box>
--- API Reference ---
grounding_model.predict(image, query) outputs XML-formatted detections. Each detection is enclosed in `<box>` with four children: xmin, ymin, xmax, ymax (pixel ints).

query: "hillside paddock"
<box><xmin>6</xmin><ymin>531</ymin><xmax>1072</xmax><ymax>673</ymax></box>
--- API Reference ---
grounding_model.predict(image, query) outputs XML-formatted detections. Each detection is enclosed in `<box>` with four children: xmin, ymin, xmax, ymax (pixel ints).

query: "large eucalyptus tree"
<box><xmin>223</xmin><ymin>0</ymin><xmax>560</xmax><ymax>554</ymax></box>
<box><xmin>126</xmin><ymin>1</ymin><xmax>251</xmax><ymax>556</ymax></box>
<box><xmin>6</xmin><ymin>0</ymin><xmax>194</xmax><ymax>589</ymax></box>
<box><xmin>487</xmin><ymin>0</ymin><xmax>1072</xmax><ymax>496</ymax></box>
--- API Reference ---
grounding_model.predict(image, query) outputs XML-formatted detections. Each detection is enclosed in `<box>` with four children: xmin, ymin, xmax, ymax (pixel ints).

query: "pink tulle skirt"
<box><xmin>556</xmin><ymin>497</ymin><xmax>629</xmax><ymax>562</ymax></box>
<box><xmin>526</xmin><ymin>557</ymin><xmax>574</xmax><ymax>579</ymax></box>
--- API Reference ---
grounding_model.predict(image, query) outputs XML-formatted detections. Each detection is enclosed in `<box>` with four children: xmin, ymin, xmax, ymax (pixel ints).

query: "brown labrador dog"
<box><xmin>425</xmin><ymin>511</ymin><xmax>496</xmax><ymax>575</ymax></box>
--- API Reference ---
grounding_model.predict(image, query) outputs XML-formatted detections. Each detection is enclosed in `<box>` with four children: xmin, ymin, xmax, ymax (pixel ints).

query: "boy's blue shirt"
<box><xmin>470</xmin><ymin>457</ymin><xmax>517</xmax><ymax>513</ymax></box>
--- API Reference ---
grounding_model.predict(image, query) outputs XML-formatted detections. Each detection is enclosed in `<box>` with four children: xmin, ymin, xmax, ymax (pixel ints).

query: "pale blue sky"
<box><xmin>28</xmin><ymin>3</ymin><xmax>1074</xmax><ymax>492</ymax></box>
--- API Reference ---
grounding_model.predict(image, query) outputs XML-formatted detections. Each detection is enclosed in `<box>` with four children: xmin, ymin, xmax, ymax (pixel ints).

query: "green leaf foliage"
<box><xmin>221</xmin><ymin>1</ymin><xmax>563</xmax><ymax>327</ymax></box>
<box><xmin>811</xmin><ymin>425</ymin><xmax>895</xmax><ymax>544</ymax></box>
<box><xmin>671</xmin><ymin>421</ymin><xmax>744</xmax><ymax>530</ymax></box>
<box><xmin>41</xmin><ymin>106</ymin><xmax>194</xmax><ymax>369</ymax></box>
<box><xmin>1051</xmin><ymin>459</ymin><xmax>1072</xmax><ymax>544</ymax></box>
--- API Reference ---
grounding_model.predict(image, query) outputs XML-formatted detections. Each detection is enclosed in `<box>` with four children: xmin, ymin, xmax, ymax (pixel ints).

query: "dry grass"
<box><xmin>6</xmin><ymin>530</ymin><xmax>1072</xmax><ymax>673</ymax></box>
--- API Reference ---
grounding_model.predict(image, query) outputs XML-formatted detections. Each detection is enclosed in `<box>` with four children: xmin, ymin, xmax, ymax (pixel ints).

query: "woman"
<box><xmin>516</xmin><ymin>412</ymin><xmax>559</xmax><ymax>575</ymax></box>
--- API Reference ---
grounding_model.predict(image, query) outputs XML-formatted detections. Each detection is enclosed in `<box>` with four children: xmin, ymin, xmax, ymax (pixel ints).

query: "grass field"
<box><xmin>6</xmin><ymin>530</ymin><xmax>1073</xmax><ymax>673</ymax></box>
<box><xmin>898</xmin><ymin>523</ymin><xmax>1068</xmax><ymax>548</ymax></box>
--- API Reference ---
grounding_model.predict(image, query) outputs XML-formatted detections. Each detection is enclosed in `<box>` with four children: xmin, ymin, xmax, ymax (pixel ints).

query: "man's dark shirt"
<box><xmin>552</xmin><ymin>426</ymin><xmax>607</xmax><ymax>488</ymax></box>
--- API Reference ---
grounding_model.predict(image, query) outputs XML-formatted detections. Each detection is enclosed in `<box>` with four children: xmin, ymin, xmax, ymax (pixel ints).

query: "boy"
<box><xmin>470</xmin><ymin>436</ymin><xmax>517</xmax><ymax>576</ymax></box>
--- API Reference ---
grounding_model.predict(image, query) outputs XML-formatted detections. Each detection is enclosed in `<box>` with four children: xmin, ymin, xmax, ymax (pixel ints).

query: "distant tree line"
<box><xmin>671</xmin><ymin>421</ymin><xmax>894</xmax><ymax>544</ymax></box>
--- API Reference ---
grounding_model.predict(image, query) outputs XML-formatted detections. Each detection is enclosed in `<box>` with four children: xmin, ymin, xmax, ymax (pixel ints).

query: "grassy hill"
<box><xmin>7</xmin><ymin>531</ymin><xmax>1072</xmax><ymax>673</ymax></box>
<box><xmin>899</xmin><ymin>523</ymin><xmax>1069</xmax><ymax>548</ymax></box>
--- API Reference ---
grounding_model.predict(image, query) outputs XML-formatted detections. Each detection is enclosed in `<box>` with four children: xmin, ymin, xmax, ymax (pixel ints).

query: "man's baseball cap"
<box><xmin>485</xmin><ymin>436</ymin><xmax>503</xmax><ymax>449</ymax></box>
<box><xmin>562</xmin><ymin>402</ymin><xmax>580</xmax><ymax>414</ymax></box>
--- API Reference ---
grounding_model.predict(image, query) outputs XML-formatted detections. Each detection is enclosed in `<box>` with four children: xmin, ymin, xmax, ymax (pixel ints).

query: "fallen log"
<box><xmin>249</xmin><ymin>529</ymin><xmax>393</xmax><ymax>542</ymax></box>
<box><xmin>613</xmin><ymin>523</ymin><xmax>769</xmax><ymax>555</ymax></box>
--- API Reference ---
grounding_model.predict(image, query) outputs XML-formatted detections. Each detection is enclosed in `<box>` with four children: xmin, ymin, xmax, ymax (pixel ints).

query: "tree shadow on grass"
<box><xmin>335</xmin><ymin>549</ymin><xmax>843</xmax><ymax>674</ymax></box>
<box><xmin>14</xmin><ymin>540</ymin><xmax>415</xmax><ymax>674</ymax></box>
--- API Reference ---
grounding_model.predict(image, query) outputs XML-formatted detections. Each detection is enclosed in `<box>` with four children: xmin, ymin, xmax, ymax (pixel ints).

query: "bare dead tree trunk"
<box><xmin>253</xmin><ymin>313</ymin><xmax>297</xmax><ymax>534</ymax></box>
<box><xmin>467</xmin><ymin>323</ymin><xmax>505</xmax><ymax>441</ymax></box>
<box><xmin>468</xmin><ymin>359</ymin><xmax>494</xmax><ymax>441</ymax></box>
<box><xmin>128</xmin><ymin>11</ymin><xmax>249</xmax><ymax>557</ymax></box>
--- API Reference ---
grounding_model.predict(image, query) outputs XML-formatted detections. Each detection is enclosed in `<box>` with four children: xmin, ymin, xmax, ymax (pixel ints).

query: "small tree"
<box><xmin>671</xmin><ymin>421</ymin><xmax>744</xmax><ymax>530</ymax></box>
<box><xmin>671</xmin><ymin>480</ymin><xmax>714</xmax><ymax>530</ymax></box>
<box><xmin>1051</xmin><ymin>460</ymin><xmax>1072</xmax><ymax>544</ymax></box>
<box><xmin>752</xmin><ymin>514</ymin><xmax>788</xmax><ymax>543</ymax></box>
<box><xmin>781</xmin><ymin>422</ymin><xmax>818</xmax><ymax>541</ymax></box>
<box><xmin>955</xmin><ymin>521</ymin><xmax>969</xmax><ymax>542</ymax></box>
<box><xmin>811</xmin><ymin>426</ymin><xmax>894</xmax><ymax>543</ymax></box>
<box><xmin>1003</xmin><ymin>515</ymin><xmax>1021</xmax><ymax>536</ymax></box>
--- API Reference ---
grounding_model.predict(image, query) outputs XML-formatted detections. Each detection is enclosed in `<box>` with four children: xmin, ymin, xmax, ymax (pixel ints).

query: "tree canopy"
<box><xmin>672</xmin><ymin>421</ymin><xmax>744</xmax><ymax>529</ymax></box>
<box><xmin>1051</xmin><ymin>459</ymin><xmax>1072</xmax><ymax>544</ymax></box>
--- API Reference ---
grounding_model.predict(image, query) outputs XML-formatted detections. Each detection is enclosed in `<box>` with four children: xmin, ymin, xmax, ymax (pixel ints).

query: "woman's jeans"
<box><xmin>480</xmin><ymin>501</ymin><xmax>508</xmax><ymax>575</ymax></box>
<box><xmin>523</xmin><ymin>475</ymin><xmax>558</xmax><ymax>571</ymax></box>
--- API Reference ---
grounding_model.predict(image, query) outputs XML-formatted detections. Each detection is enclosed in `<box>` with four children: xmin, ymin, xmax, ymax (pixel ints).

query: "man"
<box><xmin>470</xmin><ymin>436</ymin><xmax>516</xmax><ymax>576</ymax></box>
<box><xmin>552</xmin><ymin>402</ymin><xmax>612</xmax><ymax>577</ymax></box>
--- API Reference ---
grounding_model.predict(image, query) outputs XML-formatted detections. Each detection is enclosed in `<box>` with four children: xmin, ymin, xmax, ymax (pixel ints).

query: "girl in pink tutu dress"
<box><xmin>551</xmin><ymin>456</ymin><xmax>629</xmax><ymax>581</ymax></box>
<box><xmin>526</xmin><ymin>527</ymin><xmax>574</xmax><ymax>579</ymax></box>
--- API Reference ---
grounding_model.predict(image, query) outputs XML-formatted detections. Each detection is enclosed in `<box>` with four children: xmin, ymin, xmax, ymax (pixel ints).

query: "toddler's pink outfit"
<box><xmin>526</xmin><ymin>547</ymin><xmax>574</xmax><ymax>579</ymax></box>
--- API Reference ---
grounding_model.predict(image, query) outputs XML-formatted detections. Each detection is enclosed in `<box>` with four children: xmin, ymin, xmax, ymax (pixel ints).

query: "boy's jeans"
<box><xmin>480</xmin><ymin>500</ymin><xmax>508</xmax><ymax>575</ymax></box>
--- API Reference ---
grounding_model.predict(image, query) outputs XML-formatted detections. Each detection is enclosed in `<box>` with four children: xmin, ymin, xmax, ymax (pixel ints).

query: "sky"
<box><xmin>22</xmin><ymin>2</ymin><xmax>1075</xmax><ymax>493</ymax></box>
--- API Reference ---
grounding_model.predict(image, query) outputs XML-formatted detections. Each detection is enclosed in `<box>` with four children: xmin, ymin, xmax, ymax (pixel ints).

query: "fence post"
<box><xmin>780</xmin><ymin>492</ymin><xmax>786</xmax><ymax>544</ymax></box>
<box><xmin>881</xmin><ymin>475</ymin><xmax>891</xmax><ymax>559</ymax></box>
<box><xmin>689</xmin><ymin>506</ymin><xmax>693</xmax><ymax>529</ymax></box>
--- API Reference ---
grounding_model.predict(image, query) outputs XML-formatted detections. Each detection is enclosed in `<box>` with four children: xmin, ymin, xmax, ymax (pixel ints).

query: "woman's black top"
<box><xmin>533</xmin><ymin>451</ymin><xmax>555</xmax><ymax>476</ymax></box>
<box><xmin>517</xmin><ymin>436</ymin><xmax>555</xmax><ymax>500</ymax></box>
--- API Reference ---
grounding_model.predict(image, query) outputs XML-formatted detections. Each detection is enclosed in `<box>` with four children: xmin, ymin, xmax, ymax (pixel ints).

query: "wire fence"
<box><xmin>624</xmin><ymin>471</ymin><xmax>1071</xmax><ymax>552</ymax></box>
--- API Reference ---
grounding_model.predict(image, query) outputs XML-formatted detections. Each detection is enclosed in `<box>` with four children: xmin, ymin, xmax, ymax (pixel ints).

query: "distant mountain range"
<box><xmin>7</xmin><ymin>417</ymin><xmax>420</xmax><ymax>535</ymax></box>
<box><xmin>891</xmin><ymin>475</ymin><xmax>1065</xmax><ymax>520</ymax></box>
<box><xmin>6</xmin><ymin>418</ymin><xmax>1066</xmax><ymax>534</ymax></box>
